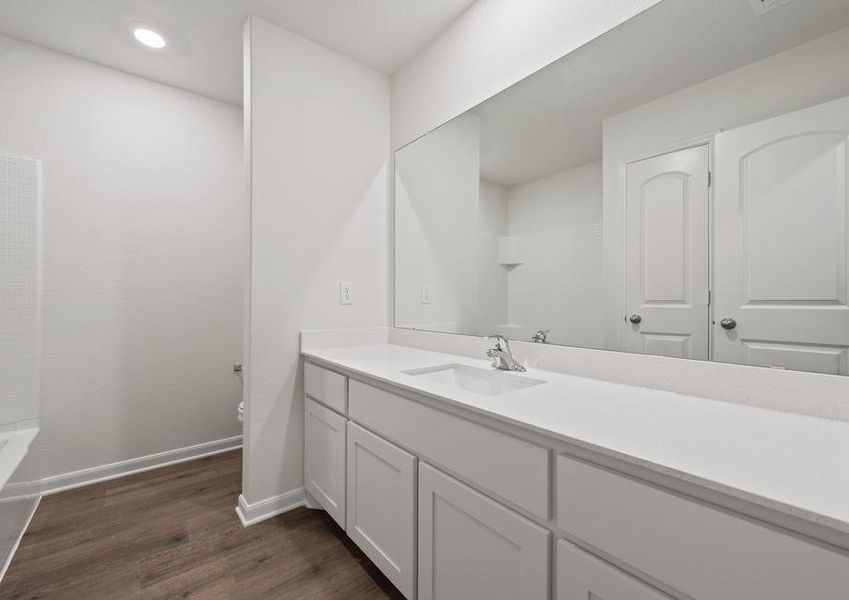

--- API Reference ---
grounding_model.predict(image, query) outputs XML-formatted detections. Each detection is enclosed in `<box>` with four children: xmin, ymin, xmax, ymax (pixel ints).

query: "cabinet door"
<box><xmin>347</xmin><ymin>423</ymin><xmax>417</xmax><ymax>599</ymax></box>
<box><xmin>304</xmin><ymin>396</ymin><xmax>346</xmax><ymax>528</ymax></box>
<box><xmin>557</xmin><ymin>540</ymin><xmax>670</xmax><ymax>600</ymax></box>
<box><xmin>418</xmin><ymin>463</ymin><xmax>549</xmax><ymax>600</ymax></box>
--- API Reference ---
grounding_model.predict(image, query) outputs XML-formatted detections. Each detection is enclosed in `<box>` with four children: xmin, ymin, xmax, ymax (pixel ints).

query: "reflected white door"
<box><xmin>625</xmin><ymin>145</ymin><xmax>710</xmax><ymax>359</ymax></box>
<box><xmin>714</xmin><ymin>96</ymin><xmax>849</xmax><ymax>375</ymax></box>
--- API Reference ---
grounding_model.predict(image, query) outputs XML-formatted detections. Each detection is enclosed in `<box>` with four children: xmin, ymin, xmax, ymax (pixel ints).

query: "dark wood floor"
<box><xmin>0</xmin><ymin>450</ymin><xmax>403</xmax><ymax>599</ymax></box>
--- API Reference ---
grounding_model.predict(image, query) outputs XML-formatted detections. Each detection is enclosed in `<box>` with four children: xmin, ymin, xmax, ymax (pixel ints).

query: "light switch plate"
<box><xmin>340</xmin><ymin>281</ymin><xmax>354</xmax><ymax>305</ymax></box>
<box><xmin>421</xmin><ymin>284</ymin><xmax>434</xmax><ymax>304</ymax></box>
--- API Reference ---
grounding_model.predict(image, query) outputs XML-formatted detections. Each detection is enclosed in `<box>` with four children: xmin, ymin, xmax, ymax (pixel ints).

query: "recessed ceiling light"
<box><xmin>132</xmin><ymin>27</ymin><xmax>166</xmax><ymax>49</ymax></box>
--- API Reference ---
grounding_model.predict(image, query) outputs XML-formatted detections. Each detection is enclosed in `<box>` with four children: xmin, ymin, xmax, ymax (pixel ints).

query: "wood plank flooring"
<box><xmin>0</xmin><ymin>450</ymin><xmax>403</xmax><ymax>599</ymax></box>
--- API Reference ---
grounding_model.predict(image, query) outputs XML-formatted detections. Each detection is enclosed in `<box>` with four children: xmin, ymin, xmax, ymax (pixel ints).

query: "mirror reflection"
<box><xmin>394</xmin><ymin>0</ymin><xmax>849</xmax><ymax>375</ymax></box>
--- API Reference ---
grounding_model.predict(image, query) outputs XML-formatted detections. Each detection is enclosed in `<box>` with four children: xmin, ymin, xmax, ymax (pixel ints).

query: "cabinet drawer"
<box><xmin>557</xmin><ymin>540</ymin><xmax>670</xmax><ymax>600</ymax></box>
<box><xmin>304</xmin><ymin>361</ymin><xmax>347</xmax><ymax>414</ymax></box>
<box><xmin>349</xmin><ymin>379</ymin><xmax>550</xmax><ymax>519</ymax></box>
<box><xmin>556</xmin><ymin>455</ymin><xmax>849</xmax><ymax>600</ymax></box>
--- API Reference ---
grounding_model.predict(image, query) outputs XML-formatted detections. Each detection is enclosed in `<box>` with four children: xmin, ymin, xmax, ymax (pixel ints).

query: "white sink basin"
<box><xmin>401</xmin><ymin>363</ymin><xmax>545</xmax><ymax>396</ymax></box>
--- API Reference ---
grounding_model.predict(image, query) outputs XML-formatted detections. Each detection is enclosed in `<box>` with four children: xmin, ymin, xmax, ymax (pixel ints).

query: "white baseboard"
<box><xmin>235</xmin><ymin>488</ymin><xmax>305</xmax><ymax>527</ymax></box>
<box><xmin>0</xmin><ymin>495</ymin><xmax>40</xmax><ymax>585</ymax></box>
<box><xmin>304</xmin><ymin>490</ymin><xmax>321</xmax><ymax>509</ymax></box>
<box><xmin>0</xmin><ymin>479</ymin><xmax>41</xmax><ymax>501</ymax></box>
<box><xmin>40</xmin><ymin>435</ymin><xmax>243</xmax><ymax>496</ymax></box>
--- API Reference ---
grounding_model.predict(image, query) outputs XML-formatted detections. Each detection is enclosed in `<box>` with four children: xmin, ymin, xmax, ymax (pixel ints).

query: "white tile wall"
<box><xmin>0</xmin><ymin>153</ymin><xmax>41</xmax><ymax>427</ymax></box>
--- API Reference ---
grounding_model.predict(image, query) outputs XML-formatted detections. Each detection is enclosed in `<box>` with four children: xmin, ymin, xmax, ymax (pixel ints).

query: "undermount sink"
<box><xmin>401</xmin><ymin>363</ymin><xmax>545</xmax><ymax>396</ymax></box>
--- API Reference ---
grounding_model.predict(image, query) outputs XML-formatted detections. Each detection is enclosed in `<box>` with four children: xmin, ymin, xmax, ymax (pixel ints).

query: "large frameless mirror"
<box><xmin>394</xmin><ymin>0</ymin><xmax>849</xmax><ymax>376</ymax></box>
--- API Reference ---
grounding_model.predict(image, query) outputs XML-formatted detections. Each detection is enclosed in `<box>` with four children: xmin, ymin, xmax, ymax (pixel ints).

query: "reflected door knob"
<box><xmin>720</xmin><ymin>317</ymin><xmax>737</xmax><ymax>330</ymax></box>
<box><xmin>629</xmin><ymin>313</ymin><xmax>642</xmax><ymax>324</ymax></box>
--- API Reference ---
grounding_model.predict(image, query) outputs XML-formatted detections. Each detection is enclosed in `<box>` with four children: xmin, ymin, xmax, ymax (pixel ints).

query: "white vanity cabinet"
<box><xmin>556</xmin><ymin>455</ymin><xmax>849</xmax><ymax>600</ymax></box>
<box><xmin>418</xmin><ymin>462</ymin><xmax>550</xmax><ymax>600</ymax></box>
<box><xmin>303</xmin><ymin>358</ymin><xmax>849</xmax><ymax>600</ymax></box>
<box><xmin>346</xmin><ymin>422</ymin><xmax>417</xmax><ymax>598</ymax></box>
<box><xmin>304</xmin><ymin>360</ymin><xmax>554</xmax><ymax>599</ymax></box>
<box><xmin>348</xmin><ymin>379</ymin><xmax>551</xmax><ymax>520</ymax></box>
<box><xmin>557</xmin><ymin>540</ymin><xmax>670</xmax><ymax>600</ymax></box>
<box><xmin>304</xmin><ymin>396</ymin><xmax>347</xmax><ymax>528</ymax></box>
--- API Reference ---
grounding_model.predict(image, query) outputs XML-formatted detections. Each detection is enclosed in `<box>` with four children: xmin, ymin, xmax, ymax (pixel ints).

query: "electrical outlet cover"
<box><xmin>340</xmin><ymin>281</ymin><xmax>354</xmax><ymax>305</ymax></box>
<box><xmin>421</xmin><ymin>284</ymin><xmax>434</xmax><ymax>304</ymax></box>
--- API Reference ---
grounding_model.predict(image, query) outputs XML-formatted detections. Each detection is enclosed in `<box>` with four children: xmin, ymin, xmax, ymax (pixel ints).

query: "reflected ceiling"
<box><xmin>475</xmin><ymin>0</ymin><xmax>849</xmax><ymax>186</ymax></box>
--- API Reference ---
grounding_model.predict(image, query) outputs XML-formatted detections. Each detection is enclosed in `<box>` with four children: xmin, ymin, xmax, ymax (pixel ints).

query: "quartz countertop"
<box><xmin>303</xmin><ymin>343</ymin><xmax>849</xmax><ymax>537</ymax></box>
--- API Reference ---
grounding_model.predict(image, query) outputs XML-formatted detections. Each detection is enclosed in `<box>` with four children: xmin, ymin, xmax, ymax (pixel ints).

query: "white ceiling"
<box><xmin>0</xmin><ymin>0</ymin><xmax>477</xmax><ymax>105</ymax></box>
<box><xmin>474</xmin><ymin>0</ymin><xmax>849</xmax><ymax>187</ymax></box>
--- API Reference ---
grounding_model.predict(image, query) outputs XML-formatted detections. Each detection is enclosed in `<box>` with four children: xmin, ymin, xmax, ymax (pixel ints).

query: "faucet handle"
<box><xmin>486</xmin><ymin>347</ymin><xmax>504</xmax><ymax>369</ymax></box>
<box><xmin>532</xmin><ymin>329</ymin><xmax>550</xmax><ymax>343</ymax></box>
<box><xmin>486</xmin><ymin>334</ymin><xmax>510</xmax><ymax>351</ymax></box>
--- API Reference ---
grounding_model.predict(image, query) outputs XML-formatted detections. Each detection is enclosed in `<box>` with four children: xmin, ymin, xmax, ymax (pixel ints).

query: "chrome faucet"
<box><xmin>486</xmin><ymin>335</ymin><xmax>526</xmax><ymax>372</ymax></box>
<box><xmin>531</xmin><ymin>329</ymin><xmax>549</xmax><ymax>343</ymax></box>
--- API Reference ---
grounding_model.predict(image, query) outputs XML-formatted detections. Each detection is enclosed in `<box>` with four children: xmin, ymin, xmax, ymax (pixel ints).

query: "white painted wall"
<box><xmin>506</xmin><ymin>161</ymin><xmax>603</xmax><ymax>347</ymax></box>
<box><xmin>0</xmin><ymin>152</ymin><xmax>40</xmax><ymax>430</ymax></box>
<box><xmin>0</xmin><ymin>34</ymin><xmax>244</xmax><ymax>484</ymax></box>
<box><xmin>478</xmin><ymin>179</ymin><xmax>509</xmax><ymax>334</ymax></box>
<box><xmin>602</xmin><ymin>26</ymin><xmax>849</xmax><ymax>350</ymax></box>
<box><xmin>243</xmin><ymin>17</ymin><xmax>388</xmax><ymax>511</ymax></box>
<box><xmin>0</xmin><ymin>149</ymin><xmax>41</xmax><ymax>585</ymax></box>
<box><xmin>508</xmin><ymin>163</ymin><xmax>602</xmax><ymax>235</ymax></box>
<box><xmin>395</xmin><ymin>154</ymin><xmax>604</xmax><ymax>345</ymax></box>
<box><xmin>390</xmin><ymin>0</ymin><xmax>662</xmax><ymax>149</ymax></box>
<box><xmin>395</xmin><ymin>114</ymin><xmax>480</xmax><ymax>333</ymax></box>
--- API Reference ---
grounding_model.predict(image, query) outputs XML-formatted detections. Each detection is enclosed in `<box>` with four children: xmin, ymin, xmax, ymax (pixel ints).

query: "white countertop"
<box><xmin>303</xmin><ymin>343</ymin><xmax>849</xmax><ymax>536</ymax></box>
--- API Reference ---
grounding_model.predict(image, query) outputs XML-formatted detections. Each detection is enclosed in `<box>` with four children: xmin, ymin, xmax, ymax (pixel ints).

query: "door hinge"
<box><xmin>707</xmin><ymin>290</ymin><xmax>712</xmax><ymax>305</ymax></box>
<box><xmin>707</xmin><ymin>171</ymin><xmax>712</xmax><ymax>187</ymax></box>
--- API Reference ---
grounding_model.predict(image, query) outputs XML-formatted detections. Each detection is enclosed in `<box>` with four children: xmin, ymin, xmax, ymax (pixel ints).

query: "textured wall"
<box><xmin>0</xmin><ymin>152</ymin><xmax>40</xmax><ymax>428</ymax></box>
<box><xmin>506</xmin><ymin>161</ymin><xmax>603</xmax><ymax>347</ymax></box>
<box><xmin>395</xmin><ymin>114</ymin><xmax>480</xmax><ymax>333</ymax></box>
<box><xmin>0</xmin><ymin>34</ymin><xmax>244</xmax><ymax>483</ymax></box>
<box><xmin>243</xmin><ymin>17</ymin><xmax>389</xmax><ymax>508</ymax></box>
